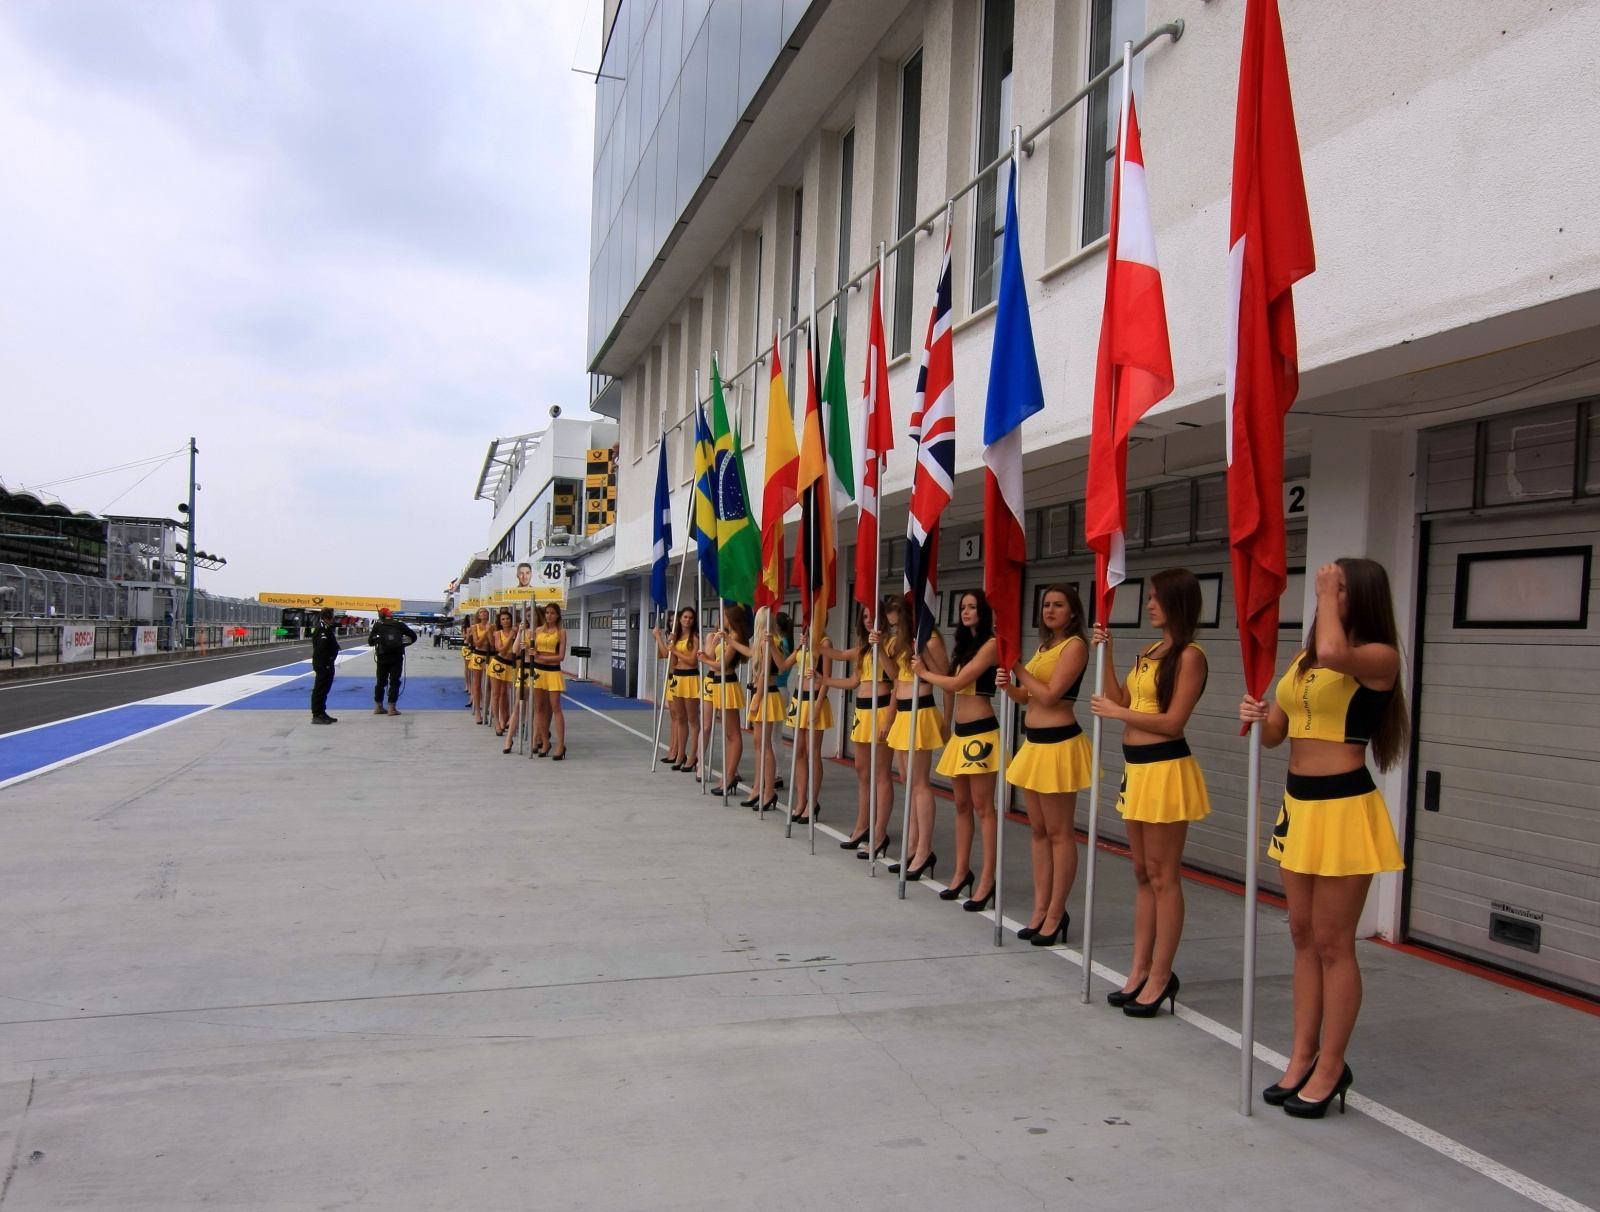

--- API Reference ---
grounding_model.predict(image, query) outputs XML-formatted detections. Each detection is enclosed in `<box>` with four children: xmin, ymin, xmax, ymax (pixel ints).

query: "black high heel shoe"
<box><xmin>1016</xmin><ymin>917</ymin><xmax>1044</xmax><ymax>941</ymax></box>
<box><xmin>1262</xmin><ymin>1056</ymin><xmax>1318</xmax><ymax>1107</ymax></box>
<box><xmin>904</xmin><ymin>853</ymin><xmax>937</xmax><ymax>881</ymax></box>
<box><xmin>1282</xmin><ymin>1064</ymin><xmax>1353</xmax><ymax>1118</ymax></box>
<box><xmin>1029</xmin><ymin>913</ymin><xmax>1068</xmax><ymax>946</ymax></box>
<box><xmin>741</xmin><ymin>792</ymin><xmax>762</xmax><ymax>808</ymax></box>
<box><xmin>840</xmin><ymin>830</ymin><xmax>869</xmax><ymax>851</ymax></box>
<box><xmin>939</xmin><ymin>871</ymin><xmax>975</xmax><ymax>901</ymax></box>
<box><xmin>857</xmin><ymin>836</ymin><xmax>892</xmax><ymax>860</ymax></box>
<box><xmin>1123</xmin><ymin>972</ymin><xmax>1179</xmax><ymax>1017</ymax></box>
<box><xmin>550</xmin><ymin>747</ymin><xmax>565</xmax><ymax>761</ymax></box>
<box><xmin>1106</xmin><ymin>978</ymin><xmax>1147</xmax><ymax>1009</ymax></box>
<box><xmin>962</xmin><ymin>884</ymin><xmax>995</xmax><ymax>912</ymax></box>
<box><xmin>761</xmin><ymin>797</ymin><xmax>778</xmax><ymax>812</ymax></box>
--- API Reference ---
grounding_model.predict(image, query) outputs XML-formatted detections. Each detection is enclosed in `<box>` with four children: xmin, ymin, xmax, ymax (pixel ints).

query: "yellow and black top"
<box><xmin>1024</xmin><ymin>636</ymin><xmax>1086</xmax><ymax>702</ymax></box>
<box><xmin>1274</xmin><ymin>662</ymin><xmax>1393</xmax><ymax>746</ymax></box>
<box><xmin>531</xmin><ymin>628</ymin><xmax>562</xmax><ymax>665</ymax></box>
<box><xmin>671</xmin><ymin>636</ymin><xmax>697</xmax><ymax>666</ymax></box>
<box><xmin>1126</xmin><ymin>642</ymin><xmax>1204</xmax><ymax>714</ymax></box>
<box><xmin>953</xmin><ymin>661</ymin><xmax>997</xmax><ymax>697</ymax></box>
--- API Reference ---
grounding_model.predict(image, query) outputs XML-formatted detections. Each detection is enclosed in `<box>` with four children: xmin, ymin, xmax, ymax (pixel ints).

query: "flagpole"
<box><xmin>650</xmin><ymin>418</ymin><xmax>670</xmax><ymax>773</ymax></box>
<box><xmin>994</xmin><ymin>694</ymin><xmax>1010</xmax><ymax>946</ymax></box>
<box><xmin>755</xmin><ymin>621</ymin><xmax>769</xmax><ymax>819</ymax></box>
<box><xmin>695</xmin><ymin>370</ymin><xmax>709</xmax><ymax>798</ymax></box>
<box><xmin>1082</xmin><ymin>42</ymin><xmax>1135</xmax><ymax>1005</ymax></box>
<box><xmin>899</xmin><ymin>663</ymin><xmax>919</xmax><ymax>900</ymax></box>
<box><xmin>808</xmin><ymin>270</ymin><xmax>821</xmax><ymax>856</ymax></box>
<box><xmin>867</xmin><ymin>240</ymin><xmax>886</xmax><ymax>878</ymax></box>
<box><xmin>785</xmin><ymin>639</ymin><xmax>803</xmax><ymax>839</ymax></box>
<box><xmin>1241</xmin><ymin>719</ymin><xmax>1263</xmax><ymax>1114</ymax></box>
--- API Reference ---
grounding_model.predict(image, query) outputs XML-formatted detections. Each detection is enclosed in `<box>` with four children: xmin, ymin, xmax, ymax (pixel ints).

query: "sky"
<box><xmin>0</xmin><ymin>0</ymin><xmax>600</xmax><ymax>602</ymax></box>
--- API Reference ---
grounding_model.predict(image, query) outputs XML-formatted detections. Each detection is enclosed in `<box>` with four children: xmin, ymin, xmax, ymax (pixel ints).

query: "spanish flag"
<box><xmin>758</xmin><ymin>338</ymin><xmax>799</xmax><ymax>609</ymax></box>
<box><xmin>710</xmin><ymin>359</ymin><xmax>760</xmax><ymax>607</ymax></box>
<box><xmin>792</xmin><ymin>324</ymin><xmax>836</xmax><ymax>645</ymax></box>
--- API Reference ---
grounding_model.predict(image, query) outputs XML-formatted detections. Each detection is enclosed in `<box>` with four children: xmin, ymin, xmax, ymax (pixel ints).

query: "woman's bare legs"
<box><xmin>1282</xmin><ymin>871</ymin><xmax>1372</xmax><ymax>1101</ymax></box>
<box><xmin>907</xmin><ymin>749</ymin><xmax>936</xmax><ymax>868</ymax></box>
<box><xmin>1125</xmin><ymin>820</ymin><xmax>1187</xmax><ymax>998</ymax></box>
<box><xmin>549</xmin><ymin>692</ymin><xmax>565</xmax><ymax>755</ymax></box>
<box><xmin>1037</xmin><ymin>791</ymin><xmax>1078</xmax><ymax>931</ymax></box>
<box><xmin>968</xmin><ymin>772</ymin><xmax>998</xmax><ymax>897</ymax></box>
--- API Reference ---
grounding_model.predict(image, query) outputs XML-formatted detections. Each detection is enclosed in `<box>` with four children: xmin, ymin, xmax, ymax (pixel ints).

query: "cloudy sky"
<box><xmin>0</xmin><ymin>1</ymin><xmax>598</xmax><ymax>601</ymax></box>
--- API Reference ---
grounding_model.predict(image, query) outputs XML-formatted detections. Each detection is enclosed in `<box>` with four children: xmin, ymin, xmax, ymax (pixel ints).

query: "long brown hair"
<box><xmin>722</xmin><ymin>602</ymin><xmax>750</xmax><ymax>666</ymax></box>
<box><xmin>540</xmin><ymin>602</ymin><xmax>563</xmax><ymax>629</ymax></box>
<box><xmin>951</xmin><ymin>589</ymin><xmax>995</xmax><ymax>672</ymax></box>
<box><xmin>1150</xmin><ymin>569</ymin><xmax>1202</xmax><ymax>713</ymax></box>
<box><xmin>670</xmin><ymin>607</ymin><xmax>698</xmax><ymax>646</ymax></box>
<box><xmin>1296</xmin><ymin>557</ymin><xmax>1409</xmax><ymax>770</ymax></box>
<box><xmin>1037</xmin><ymin>584</ymin><xmax>1086</xmax><ymax>648</ymax></box>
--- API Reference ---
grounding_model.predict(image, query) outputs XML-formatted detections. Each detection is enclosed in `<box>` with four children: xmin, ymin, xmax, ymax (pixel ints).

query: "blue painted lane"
<box><xmin>0</xmin><ymin>704</ymin><xmax>207</xmax><ymax>783</ymax></box>
<box><xmin>220</xmin><ymin>676</ymin><xmax>654</xmax><ymax>712</ymax></box>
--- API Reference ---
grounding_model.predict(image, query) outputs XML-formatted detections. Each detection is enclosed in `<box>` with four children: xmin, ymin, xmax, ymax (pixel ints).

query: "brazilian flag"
<box><xmin>709</xmin><ymin>359</ymin><xmax>760</xmax><ymax>607</ymax></box>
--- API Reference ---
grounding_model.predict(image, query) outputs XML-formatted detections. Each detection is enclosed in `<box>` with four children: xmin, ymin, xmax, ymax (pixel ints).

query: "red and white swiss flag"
<box><xmin>1226</xmin><ymin>0</ymin><xmax>1314</xmax><ymax>700</ymax></box>
<box><xmin>1085</xmin><ymin>94</ymin><xmax>1173</xmax><ymax>627</ymax></box>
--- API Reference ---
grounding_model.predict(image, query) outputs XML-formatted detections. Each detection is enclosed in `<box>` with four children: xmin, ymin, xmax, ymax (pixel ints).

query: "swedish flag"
<box><xmin>693</xmin><ymin>399</ymin><xmax>719</xmax><ymax>594</ymax></box>
<box><xmin>710</xmin><ymin>359</ymin><xmax>760</xmax><ymax>607</ymax></box>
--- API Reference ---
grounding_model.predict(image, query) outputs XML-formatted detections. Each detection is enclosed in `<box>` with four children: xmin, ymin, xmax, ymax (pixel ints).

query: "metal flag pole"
<box><xmin>660</xmin><ymin>476</ymin><xmax>696</xmax><ymax>770</ymax></box>
<box><xmin>867</xmin><ymin>239</ymin><xmax>886</xmax><ymax>878</ymax></box>
<box><xmin>808</xmin><ymin>269</ymin><xmax>821</xmax><ymax>857</ymax></box>
<box><xmin>1082</xmin><ymin>42</ymin><xmax>1134</xmax><ymax>1006</ymax></box>
<box><xmin>1081</xmin><ymin>641</ymin><xmax>1108</xmax><ymax>1002</ymax></box>
<box><xmin>994</xmin><ymin>686</ymin><xmax>1011</xmax><ymax>946</ymax></box>
<box><xmin>719</xmin><ymin>615</ymin><xmax>730</xmax><ymax>805</ymax></box>
<box><xmin>695</xmin><ymin>370</ymin><xmax>709</xmax><ymax>798</ymax></box>
<box><xmin>898</xmin><ymin>661</ymin><xmax>920</xmax><ymax>901</ymax></box>
<box><xmin>784</xmin><ymin>639</ymin><xmax>804</xmax><ymax>839</ymax></box>
<box><xmin>755</xmin><ymin>623</ymin><xmax>770</xmax><ymax>819</ymax></box>
<box><xmin>1241</xmin><ymin>719</ymin><xmax>1264</xmax><ymax>1115</ymax></box>
<box><xmin>650</xmin><ymin>417</ymin><xmax>671</xmax><ymax>772</ymax></box>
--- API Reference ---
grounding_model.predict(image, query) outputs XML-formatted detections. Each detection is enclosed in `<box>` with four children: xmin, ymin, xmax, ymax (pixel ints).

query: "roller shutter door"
<box><xmin>1408</xmin><ymin>506</ymin><xmax>1600</xmax><ymax>996</ymax></box>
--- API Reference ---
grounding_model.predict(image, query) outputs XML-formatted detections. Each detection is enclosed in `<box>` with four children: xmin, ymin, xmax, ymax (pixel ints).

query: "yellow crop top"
<box><xmin>860</xmin><ymin>650</ymin><xmax>892</xmax><ymax>687</ymax></box>
<box><xmin>1275</xmin><ymin>661</ymin><xmax>1393</xmax><ymax>746</ymax></box>
<box><xmin>953</xmin><ymin>661</ymin><xmax>998</xmax><ymax>696</ymax></box>
<box><xmin>534</xmin><ymin>629</ymin><xmax>560</xmax><ymax>655</ymax></box>
<box><xmin>1025</xmin><ymin>636</ymin><xmax>1085</xmax><ymax>701</ymax></box>
<box><xmin>1127</xmin><ymin>642</ymin><xmax>1206</xmax><ymax>715</ymax></box>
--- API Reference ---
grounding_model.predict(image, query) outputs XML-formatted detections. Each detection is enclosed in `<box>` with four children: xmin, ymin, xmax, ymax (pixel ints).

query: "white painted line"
<box><xmin>575</xmin><ymin>705</ymin><xmax>1596</xmax><ymax>1212</ymax></box>
<box><xmin>0</xmin><ymin>650</ymin><xmax>368</xmax><ymax>792</ymax></box>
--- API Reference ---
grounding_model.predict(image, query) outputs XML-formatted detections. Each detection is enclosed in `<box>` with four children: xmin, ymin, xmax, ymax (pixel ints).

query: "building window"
<box><xmin>971</xmin><ymin>0</ymin><xmax>1014</xmax><ymax>311</ymax></box>
<box><xmin>1081</xmin><ymin>0</ymin><xmax>1144</xmax><ymax>246</ymax></box>
<box><xmin>893</xmin><ymin>50</ymin><xmax>923</xmax><ymax>358</ymax></box>
<box><xmin>1424</xmin><ymin>399</ymin><xmax>1599</xmax><ymax>512</ymax></box>
<box><xmin>837</xmin><ymin>128</ymin><xmax>855</xmax><ymax>334</ymax></box>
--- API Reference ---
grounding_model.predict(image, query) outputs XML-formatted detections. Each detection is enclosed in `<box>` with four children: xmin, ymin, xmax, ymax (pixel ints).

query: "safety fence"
<box><xmin>2</xmin><ymin>622</ymin><xmax>291</xmax><ymax>669</ymax></box>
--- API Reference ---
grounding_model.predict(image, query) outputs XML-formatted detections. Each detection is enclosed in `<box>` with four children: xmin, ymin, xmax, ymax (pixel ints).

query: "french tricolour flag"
<box><xmin>1085</xmin><ymin>93</ymin><xmax>1174</xmax><ymax>626</ymax></box>
<box><xmin>982</xmin><ymin>161</ymin><xmax>1044</xmax><ymax>671</ymax></box>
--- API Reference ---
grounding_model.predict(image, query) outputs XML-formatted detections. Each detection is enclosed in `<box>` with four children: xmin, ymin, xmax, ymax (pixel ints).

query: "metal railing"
<box><xmin>2</xmin><ymin>623</ymin><xmax>293</xmax><ymax>669</ymax></box>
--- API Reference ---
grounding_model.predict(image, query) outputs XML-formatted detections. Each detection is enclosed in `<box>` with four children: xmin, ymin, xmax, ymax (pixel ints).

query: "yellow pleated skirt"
<box><xmin>703</xmin><ymin>678</ymin><xmax>745</xmax><ymax>711</ymax></box>
<box><xmin>1007</xmin><ymin>728</ymin><xmax>1094</xmax><ymax>793</ymax></box>
<box><xmin>850</xmin><ymin>706</ymin><xmax>890</xmax><ymax>745</ymax></box>
<box><xmin>1116</xmin><ymin>741</ymin><xmax>1210</xmax><ymax>822</ymax></box>
<box><xmin>531</xmin><ymin>668</ymin><xmax>566</xmax><ymax>692</ymax></box>
<box><xmin>1269</xmin><ymin>769</ymin><xmax>1404</xmax><ymax>876</ymax></box>
<box><xmin>467</xmin><ymin>652</ymin><xmax>488</xmax><ymax>672</ymax></box>
<box><xmin>887</xmin><ymin>697</ymin><xmax>944</xmax><ymax>752</ymax></box>
<box><xmin>786</xmin><ymin>693</ymin><xmax>834</xmax><ymax>730</ymax></box>
<box><xmin>746</xmin><ymin>688</ymin><xmax>785</xmax><ymax>724</ymax></box>
<box><xmin>488</xmin><ymin>659</ymin><xmax>514</xmax><ymax>684</ymax></box>
<box><xmin>668</xmin><ymin>670</ymin><xmax>702</xmax><ymax>700</ymax></box>
<box><xmin>936</xmin><ymin>718</ymin><xmax>1002</xmax><ymax>777</ymax></box>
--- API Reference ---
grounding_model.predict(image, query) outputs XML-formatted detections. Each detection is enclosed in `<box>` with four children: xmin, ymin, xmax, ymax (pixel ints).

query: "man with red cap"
<box><xmin>367</xmin><ymin>607</ymin><xmax>417</xmax><ymax>715</ymax></box>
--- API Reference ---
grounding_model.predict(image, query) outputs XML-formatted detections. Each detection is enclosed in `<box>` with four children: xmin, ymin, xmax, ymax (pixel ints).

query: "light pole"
<box><xmin>183</xmin><ymin>438</ymin><xmax>197</xmax><ymax>645</ymax></box>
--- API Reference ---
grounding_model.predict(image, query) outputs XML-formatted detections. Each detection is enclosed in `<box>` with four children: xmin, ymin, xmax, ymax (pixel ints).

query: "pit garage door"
<box><xmin>1407</xmin><ymin>505</ymin><xmax>1600</xmax><ymax>996</ymax></box>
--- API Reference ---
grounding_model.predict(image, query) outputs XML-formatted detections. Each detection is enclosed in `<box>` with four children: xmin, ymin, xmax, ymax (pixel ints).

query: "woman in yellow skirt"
<box><xmin>487</xmin><ymin>608</ymin><xmax>519</xmax><ymax>737</ymax></box>
<box><xmin>817</xmin><ymin>598</ymin><xmax>897</xmax><ymax>859</ymax></box>
<box><xmin>529</xmin><ymin>603</ymin><xmax>568</xmax><ymax>759</ymax></box>
<box><xmin>732</xmin><ymin>607</ymin><xmax>794</xmax><ymax>811</ymax></box>
<box><xmin>1239</xmin><ymin>558</ymin><xmax>1407</xmax><ymax>1118</ymax></box>
<box><xmin>873</xmin><ymin>596</ymin><xmax>946</xmax><ymax>880</ymax></box>
<box><xmin>1004</xmin><ymin>585</ymin><xmax>1093</xmax><ymax>946</ymax></box>
<box><xmin>498</xmin><ymin>610</ymin><xmax>531</xmax><ymax>754</ymax></box>
<box><xmin>465</xmin><ymin>607</ymin><xmax>492</xmax><ymax>725</ymax></box>
<box><xmin>914</xmin><ymin>589</ymin><xmax>1000</xmax><ymax>911</ymax></box>
<box><xmin>651</xmin><ymin>607</ymin><xmax>702</xmax><ymax>773</ymax></box>
<box><xmin>699</xmin><ymin>604</ymin><xmax>748</xmax><ymax>797</ymax></box>
<box><xmin>1091</xmin><ymin>569</ymin><xmax>1210</xmax><ymax>1015</ymax></box>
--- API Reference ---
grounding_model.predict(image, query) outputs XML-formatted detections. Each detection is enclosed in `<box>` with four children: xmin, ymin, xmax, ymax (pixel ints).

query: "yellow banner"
<box><xmin>259</xmin><ymin>593</ymin><xmax>403</xmax><ymax>611</ymax></box>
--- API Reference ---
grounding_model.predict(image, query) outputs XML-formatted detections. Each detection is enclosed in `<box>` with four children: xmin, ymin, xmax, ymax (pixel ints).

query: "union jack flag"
<box><xmin>904</xmin><ymin>228</ymin><xmax>955</xmax><ymax>650</ymax></box>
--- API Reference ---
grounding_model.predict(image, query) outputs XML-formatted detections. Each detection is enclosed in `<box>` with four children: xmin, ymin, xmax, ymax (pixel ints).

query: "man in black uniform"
<box><xmin>368</xmin><ymin>607</ymin><xmax>417</xmax><ymax>715</ymax></box>
<box><xmin>310</xmin><ymin>607</ymin><xmax>340</xmax><ymax>724</ymax></box>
